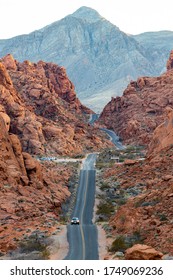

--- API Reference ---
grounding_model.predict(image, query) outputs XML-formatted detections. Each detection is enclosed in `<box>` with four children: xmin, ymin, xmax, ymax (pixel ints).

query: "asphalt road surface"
<box><xmin>89</xmin><ymin>114</ymin><xmax>99</xmax><ymax>125</ymax></box>
<box><xmin>100</xmin><ymin>127</ymin><xmax>125</xmax><ymax>150</ymax></box>
<box><xmin>65</xmin><ymin>154</ymin><xmax>99</xmax><ymax>260</ymax></box>
<box><xmin>89</xmin><ymin>114</ymin><xmax>125</xmax><ymax>150</ymax></box>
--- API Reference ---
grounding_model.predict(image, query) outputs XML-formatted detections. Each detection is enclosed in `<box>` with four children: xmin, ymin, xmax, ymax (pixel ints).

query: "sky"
<box><xmin>0</xmin><ymin>0</ymin><xmax>173</xmax><ymax>39</ymax></box>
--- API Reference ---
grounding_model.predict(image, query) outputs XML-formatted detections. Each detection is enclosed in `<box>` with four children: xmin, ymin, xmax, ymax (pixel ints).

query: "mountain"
<box><xmin>0</xmin><ymin>6</ymin><xmax>172</xmax><ymax>111</ymax></box>
<box><xmin>133</xmin><ymin>30</ymin><xmax>173</xmax><ymax>73</ymax></box>
<box><xmin>98</xmin><ymin>50</ymin><xmax>173</xmax><ymax>146</ymax></box>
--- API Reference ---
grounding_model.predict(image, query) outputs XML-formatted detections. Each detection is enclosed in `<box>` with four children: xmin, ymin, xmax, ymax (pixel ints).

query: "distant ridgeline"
<box><xmin>0</xmin><ymin>6</ymin><xmax>173</xmax><ymax>111</ymax></box>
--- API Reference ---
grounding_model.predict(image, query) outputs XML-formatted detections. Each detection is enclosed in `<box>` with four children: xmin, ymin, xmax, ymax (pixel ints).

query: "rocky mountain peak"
<box><xmin>0</xmin><ymin>53</ymin><xmax>17</xmax><ymax>70</ymax></box>
<box><xmin>71</xmin><ymin>6</ymin><xmax>103</xmax><ymax>23</ymax></box>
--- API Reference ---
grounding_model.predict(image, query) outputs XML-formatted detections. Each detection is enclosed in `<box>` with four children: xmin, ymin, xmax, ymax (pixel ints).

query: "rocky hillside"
<box><xmin>0</xmin><ymin>110</ymin><xmax>72</xmax><ymax>255</ymax></box>
<box><xmin>103</xmin><ymin>107</ymin><xmax>173</xmax><ymax>258</ymax></box>
<box><xmin>0</xmin><ymin>54</ymin><xmax>109</xmax><ymax>156</ymax></box>
<box><xmin>0</xmin><ymin>54</ymin><xmax>111</xmax><ymax>256</ymax></box>
<box><xmin>0</xmin><ymin>7</ymin><xmax>172</xmax><ymax>111</ymax></box>
<box><xmin>99</xmin><ymin>50</ymin><xmax>173</xmax><ymax>145</ymax></box>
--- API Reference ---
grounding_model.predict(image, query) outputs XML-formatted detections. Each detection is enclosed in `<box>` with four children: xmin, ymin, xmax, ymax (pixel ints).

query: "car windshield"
<box><xmin>72</xmin><ymin>217</ymin><xmax>78</xmax><ymax>220</ymax></box>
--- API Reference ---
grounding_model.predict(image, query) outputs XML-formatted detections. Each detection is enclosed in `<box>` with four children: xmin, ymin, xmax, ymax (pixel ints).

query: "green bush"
<box><xmin>96</xmin><ymin>201</ymin><xmax>114</xmax><ymax>217</ymax></box>
<box><xmin>19</xmin><ymin>237</ymin><xmax>50</xmax><ymax>259</ymax></box>
<box><xmin>158</xmin><ymin>213</ymin><xmax>168</xmax><ymax>221</ymax></box>
<box><xmin>109</xmin><ymin>235</ymin><xmax>128</xmax><ymax>252</ymax></box>
<box><xmin>100</xmin><ymin>182</ymin><xmax>109</xmax><ymax>191</ymax></box>
<box><xmin>19</xmin><ymin>239</ymin><xmax>46</xmax><ymax>253</ymax></box>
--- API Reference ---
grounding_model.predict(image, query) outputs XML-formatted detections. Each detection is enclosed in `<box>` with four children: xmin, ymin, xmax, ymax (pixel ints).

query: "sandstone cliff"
<box><xmin>99</xmin><ymin>51</ymin><xmax>173</xmax><ymax>146</ymax></box>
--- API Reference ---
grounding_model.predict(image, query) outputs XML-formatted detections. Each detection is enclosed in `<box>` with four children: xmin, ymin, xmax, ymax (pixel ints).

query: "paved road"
<box><xmin>89</xmin><ymin>114</ymin><xmax>99</xmax><ymax>125</ymax></box>
<box><xmin>89</xmin><ymin>114</ymin><xmax>125</xmax><ymax>150</ymax></box>
<box><xmin>64</xmin><ymin>117</ymin><xmax>125</xmax><ymax>259</ymax></box>
<box><xmin>65</xmin><ymin>154</ymin><xmax>99</xmax><ymax>260</ymax></box>
<box><xmin>100</xmin><ymin>127</ymin><xmax>125</xmax><ymax>150</ymax></box>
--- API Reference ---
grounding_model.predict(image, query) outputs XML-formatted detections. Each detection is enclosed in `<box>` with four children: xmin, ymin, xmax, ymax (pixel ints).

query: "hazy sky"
<box><xmin>0</xmin><ymin>0</ymin><xmax>173</xmax><ymax>39</ymax></box>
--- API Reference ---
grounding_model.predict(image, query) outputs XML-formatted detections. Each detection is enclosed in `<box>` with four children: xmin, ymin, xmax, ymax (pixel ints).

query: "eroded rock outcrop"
<box><xmin>0</xmin><ymin>54</ymin><xmax>111</xmax><ymax>256</ymax></box>
<box><xmin>0</xmin><ymin>112</ymin><xmax>72</xmax><ymax>254</ymax></box>
<box><xmin>125</xmin><ymin>244</ymin><xmax>163</xmax><ymax>260</ymax></box>
<box><xmin>0</xmin><ymin>54</ymin><xmax>110</xmax><ymax>156</ymax></box>
<box><xmin>148</xmin><ymin>107</ymin><xmax>173</xmax><ymax>155</ymax></box>
<box><xmin>0</xmin><ymin>59</ymin><xmax>45</xmax><ymax>155</ymax></box>
<box><xmin>104</xmin><ymin>108</ymin><xmax>173</xmax><ymax>257</ymax></box>
<box><xmin>166</xmin><ymin>50</ymin><xmax>173</xmax><ymax>70</ymax></box>
<box><xmin>98</xmin><ymin>51</ymin><xmax>173</xmax><ymax>145</ymax></box>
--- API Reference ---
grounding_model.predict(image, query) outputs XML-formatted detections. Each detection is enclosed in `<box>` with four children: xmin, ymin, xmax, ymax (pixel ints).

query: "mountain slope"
<box><xmin>104</xmin><ymin>108</ymin><xmax>173</xmax><ymax>258</ymax></box>
<box><xmin>133</xmin><ymin>30</ymin><xmax>173</xmax><ymax>73</ymax></box>
<box><xmin>1</xmin><ymin>6</ymin><xmax>172</xmax><ymax>111</ymax></box>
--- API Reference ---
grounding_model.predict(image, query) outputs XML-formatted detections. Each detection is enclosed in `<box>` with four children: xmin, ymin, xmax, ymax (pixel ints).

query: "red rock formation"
<box><xmin>103</xmin><ymin>108</ymin><xmax>173</xmax><ymax>256</ymax></box>
<box><xmin>148</xmin><ymin>107</ymin><xmax>173</xmax><ymax>155</ymax></box>
<box><xmin>0</xmin><ymin>54</ymin><xmax>110</xmax><ymax>156</ymax></box>
<box><xmin>0</xmin><ymin>54</ymin><xmax>112</xmax><ymax>256</ymax></box>
<box><xmin>106</xmin><ymin>151</ymin><xmax>173</xmax><ymax>255</ymax></box>
<box><xmin>0</xmin><ymin>113</ymin><xmax>72</xmax><ymax>254</ymax></box>
<box><xmin>0</xmin><ymin>59</ymin><xmax>45</xmax><ymax>155</ymax></box>
<box><xmin>98</xmin><ymin>51</ymin><xmax>173</xmax><ymax>145</ymax></box>
<box><xmin>166</xmin><ymin>50</ymin><xmax>173</xmax><ymax>70</ymax></box>
<box><xmin>125</xmin><ymin>244</ymin><xmax>163</xmax><ymax>260</ymax></box>
<box><xmin>2</xmin><ymin>54</ymin><xmax>91</xmax><ymax>115</ymax></box>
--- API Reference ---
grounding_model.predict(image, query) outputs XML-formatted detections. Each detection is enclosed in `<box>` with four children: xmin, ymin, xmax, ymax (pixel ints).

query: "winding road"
<box><xmin>65</xmin><ymin>154</ymin><xmax>98</xmax><ymax>260</ymax></box>
<box><xmin>100</xmin><ymin>128</ymin><xmax>125</xmax><ymax>150</ymax></box>
<box><xmin>89</xmin><ymin>114</ymin><xmax>125</xmax><ymax>150</ymax></box>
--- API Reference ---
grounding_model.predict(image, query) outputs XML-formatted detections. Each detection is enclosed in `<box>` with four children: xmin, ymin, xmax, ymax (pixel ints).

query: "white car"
<box><xmin>71</xmin><ymin>217</ymin><xmax>80</xmax><ymax>225</ymax></box>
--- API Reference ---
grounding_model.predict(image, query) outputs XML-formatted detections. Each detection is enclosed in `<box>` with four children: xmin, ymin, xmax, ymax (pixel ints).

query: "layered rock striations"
<box><xmin>99</xmin><ymin>51</ymin><xmax>173</xmax><ymax>145</ymax></box>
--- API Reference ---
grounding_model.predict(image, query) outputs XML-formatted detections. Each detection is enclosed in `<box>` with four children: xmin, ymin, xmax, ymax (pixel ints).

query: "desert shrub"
<box><xmin>119</xmin><ymin>215</ymin><xmax>126</xmax><ymax>224</ymax></box>
<box><xmin>117</xmin><ymin>198</ymin><xmax>127</xmax><ymax>206</ymax></box>
<box><xmin>19</xmin><ymin>236</ymin><xmax>50</xmax><ymax>259</ymax></box>
<box><xmin>19</xmin><ymin>239</ymin><xmax>45</xmax><ymax>253</ymax></box>
<box><xmin>96</xmin><ymin>201</ymin><xmax>114</xmax><ymax>217</ymax></box>
<box><xmin>108</xmin><ymin>235</ymin><xmax>128</xmax><ymax>252</ymax></box>
<box><xmin>158</xmin><ymin>213</ymin><xmax>168</xmax><ymax>221</ymax></box>
<box><xmin>100</xmin><ymin>181</ymin><xmax>109</xmax><ymax>191</ymax></box>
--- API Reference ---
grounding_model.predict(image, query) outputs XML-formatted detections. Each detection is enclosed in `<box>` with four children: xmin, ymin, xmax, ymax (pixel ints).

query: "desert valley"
<box><xmin>0</xmin><ymin>7</ymin><xmax>173</xmax><ymax>260</ymax></box>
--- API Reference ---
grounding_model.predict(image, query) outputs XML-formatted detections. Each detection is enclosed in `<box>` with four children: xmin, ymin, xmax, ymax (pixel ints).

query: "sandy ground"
<box><xmin>97</xmin><ymin>224</ymin><xmax>108</xmax><ymax>259</ymax></box>
<box><xmin>49</xmin><ymin>225</ymin><xmax>69</xmax><ymax>260</ymax></box>
<box><xmin>94</xmin><ymin>186</ymin><xmax>108</xmax><ymax>260</ymax></box>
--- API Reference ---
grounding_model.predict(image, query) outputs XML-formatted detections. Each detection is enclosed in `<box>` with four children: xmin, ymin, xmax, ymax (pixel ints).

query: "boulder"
<box><xmin>125</xmin><ymin>244</ymin><xmax>163</xmax><ymax>260</ymax></box>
